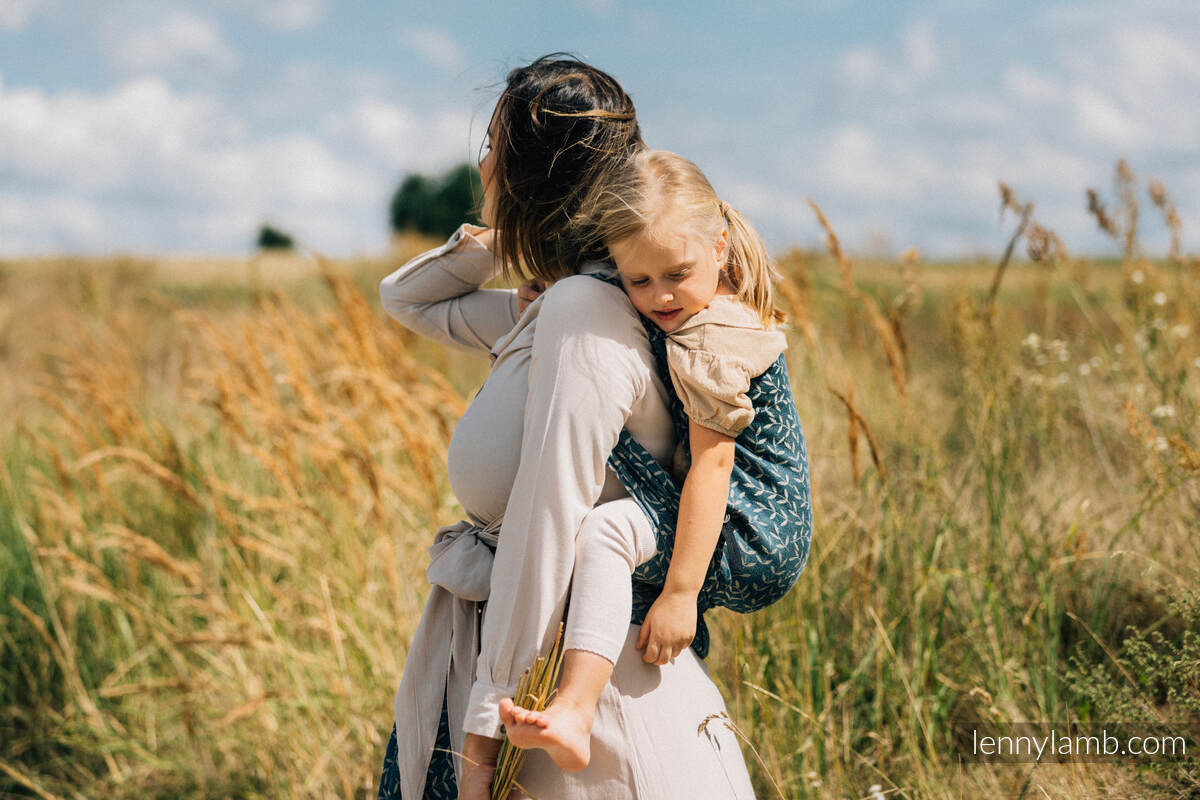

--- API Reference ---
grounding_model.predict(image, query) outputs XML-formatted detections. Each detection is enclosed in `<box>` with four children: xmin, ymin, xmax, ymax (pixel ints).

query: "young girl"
<box><xmin>500</xmin><ymin>149</ymin><xmax>812</xmax><ymax>771</ymax></box>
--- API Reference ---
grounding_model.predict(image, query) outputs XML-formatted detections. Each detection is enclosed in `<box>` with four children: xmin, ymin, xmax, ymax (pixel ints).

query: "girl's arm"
<box><xmin>378</xmin><ymin>225</ymin><xmax>519</xmax><ymax>353</ymax></box>
<box><xmin>636</xmin><ymin>419</ymin><xmax>735</xmax><ymax>665</ymax></box>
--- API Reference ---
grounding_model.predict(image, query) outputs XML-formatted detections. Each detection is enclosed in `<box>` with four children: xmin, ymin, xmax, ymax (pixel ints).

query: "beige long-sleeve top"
<box><xmin>379</xmin><ymin>226</ymin><xmax>754</xmax><ymax>798</ymax></box>
<box><xmin>379</xmin><ymin>224</ymin><xmax>675</xmax><ymax>719</ymax></box>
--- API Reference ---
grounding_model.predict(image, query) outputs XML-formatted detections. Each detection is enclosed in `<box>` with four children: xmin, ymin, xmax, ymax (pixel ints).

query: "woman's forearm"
<box><xmin>663</xmin><ymin>421</ymin><xmax>735</xmax><ymax>597</ymax></box>
<box><xmin>378</xmin><ymin>224</ymin><xmax>518</xmax><ymax>353</ymax></box>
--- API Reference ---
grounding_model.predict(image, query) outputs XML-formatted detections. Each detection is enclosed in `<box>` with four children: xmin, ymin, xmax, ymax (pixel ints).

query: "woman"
<box><xmin>378</xmin><ymin>55</ymin><xmax>756</xmax><ymax>799</ymax></box>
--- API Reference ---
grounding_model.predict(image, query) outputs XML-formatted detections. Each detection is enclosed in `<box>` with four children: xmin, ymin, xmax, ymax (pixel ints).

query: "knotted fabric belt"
<box><xmin>392</xmin><ymin>518</ymin><xmax>500</xmax><ymax>799</ymax></box>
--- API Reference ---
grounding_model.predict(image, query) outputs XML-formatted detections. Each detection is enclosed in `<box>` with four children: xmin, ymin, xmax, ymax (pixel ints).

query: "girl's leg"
<box><xmin>500</xmin><ymin>498</ymin><xmax>655</xmax><ymax>771</ymax></box>
<box><xmin>565</xmin><ymin>498</ymin><xmax>657</xmax><ymax>663</ymax></box>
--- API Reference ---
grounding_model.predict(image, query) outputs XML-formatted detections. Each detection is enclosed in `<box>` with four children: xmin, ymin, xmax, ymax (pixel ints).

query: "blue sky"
<box><xmin>1</xmin><ymin>0</ymin><xmax>1196</xmax><ymax>258</ymax></box>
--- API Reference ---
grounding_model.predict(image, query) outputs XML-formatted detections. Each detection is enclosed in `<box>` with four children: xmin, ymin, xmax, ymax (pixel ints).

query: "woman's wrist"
<box><xmin>463</xmin><ymin>732</ymin><xmax>502</xmax><ymax>764</ymax></box>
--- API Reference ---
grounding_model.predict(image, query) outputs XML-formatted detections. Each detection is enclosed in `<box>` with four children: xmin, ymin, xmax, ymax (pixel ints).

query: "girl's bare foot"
<box><xmin>499</xmin><ymin>697</ymin><xmax>593</xmax><ymax>772</ymax></box>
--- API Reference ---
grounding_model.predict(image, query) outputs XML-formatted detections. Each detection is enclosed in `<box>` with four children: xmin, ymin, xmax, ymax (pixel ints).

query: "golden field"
<box><xmin>1</xmin><ymin>175</ymin><xmax>1197</xmax><ymax>798</ymax></box>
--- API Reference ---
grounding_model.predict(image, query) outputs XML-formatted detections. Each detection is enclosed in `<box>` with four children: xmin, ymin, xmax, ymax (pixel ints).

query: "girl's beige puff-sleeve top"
<box><xmin>665</xmin><ymin>295</ymin><xmax>788</xmax><ymax>438</ymax></box>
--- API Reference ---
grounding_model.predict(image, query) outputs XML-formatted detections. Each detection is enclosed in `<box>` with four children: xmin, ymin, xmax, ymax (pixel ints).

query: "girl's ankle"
<box><xmin>550</xmin><ymin>694</ymin><xmax>596</xmax><ymax>723</ymax></box>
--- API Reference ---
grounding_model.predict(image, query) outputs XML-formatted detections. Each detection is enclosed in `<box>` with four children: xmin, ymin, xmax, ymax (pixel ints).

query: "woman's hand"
<box><xmin>516</xmin><ymin>279</ymin><xmax>547</xmax><ymax>314</ymax></box>
<box><xmin>458</xmin><ymin>224</ymin><xmax>495</xmax><ymax>252</ymax></box>
<box><xmin>636</xmin><ymin>589</ymin><xmax>698</xmax><ymax>665</ymax></box>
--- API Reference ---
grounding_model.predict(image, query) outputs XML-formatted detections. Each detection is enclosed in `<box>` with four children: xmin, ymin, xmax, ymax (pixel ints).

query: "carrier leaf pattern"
<box><xmin>377</xmin><ymin>703</ymin><xmax>456</xmax><ymax>799</ymax></box>
<box><xmin>596</xmin><ymin>272</ymin><xmax>814</xmax><ymax>660</ymax></box>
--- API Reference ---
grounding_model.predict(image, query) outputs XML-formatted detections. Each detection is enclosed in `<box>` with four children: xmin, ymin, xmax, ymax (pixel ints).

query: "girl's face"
<box><xmin>478</xmin><ymin>108</ymin><xmax>501</xmax><ymax>228</ymax></box>
<box><xmin>609</xmin><ymin>223</ymin><xmax>729</xmax><ymax>332</ymax></box>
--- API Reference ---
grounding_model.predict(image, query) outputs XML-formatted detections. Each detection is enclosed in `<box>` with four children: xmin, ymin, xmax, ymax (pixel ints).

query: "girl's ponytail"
<box><xmin>722</xmin><ymin>203</ymin><xmax>785</xmax><ymax>326</ymax></box>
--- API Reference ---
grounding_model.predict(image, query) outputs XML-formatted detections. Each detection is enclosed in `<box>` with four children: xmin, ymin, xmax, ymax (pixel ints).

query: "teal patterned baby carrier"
<box><xmin>595</xmin><ymin>272</ymin><xmax>814</xmax><ymax>659</ymax></box>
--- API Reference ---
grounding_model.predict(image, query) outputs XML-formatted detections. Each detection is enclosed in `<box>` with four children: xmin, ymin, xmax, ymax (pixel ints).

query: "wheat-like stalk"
<box><xmin>988</xmin><ymin>182</ymin><xmax>1033</xmax><ymax>319</ymax></box>
<box><xmin>1086</xmin><ymin>187</ymin><xmax>1119</xmax><ymax>241</ymax></box>
<box><xmin>828</xmin><ymin>383</ymin><xmax>886</xmax><ymax>485</ymax></box>
<box><xmin>1147</xmin><ymin>178</ymin><xmax>1182</xmax><ymax>264</ymax></box>
<box><xmin>698</xmin><ymin>711</ymin><xmax>787</xmax><ymax>800</ymax></box>
<box><xmin>1115</xmin><ymin>158</ymin><xmax>1140</xmax><ymax>257</ymax></box>
<box><xmin>807</xmin><ymin>198</ymin><xmax>862</xmax><ymax>349</ymax></box>
<box><xmin>491</xmin><ymin>624</ymin><xmax>566</xmax><ymax>800</ymax></box>
<box><xmin>808</xmin><ymin>200</ymin><xmax>909</xmax><ymax>400</ymax></box>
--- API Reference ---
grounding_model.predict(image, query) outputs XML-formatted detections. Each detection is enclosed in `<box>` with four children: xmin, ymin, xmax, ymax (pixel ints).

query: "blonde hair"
<box><xmin>575</xmin><ymin>149</ymin><xmax>783</xmax><ymax>326</ymax></box>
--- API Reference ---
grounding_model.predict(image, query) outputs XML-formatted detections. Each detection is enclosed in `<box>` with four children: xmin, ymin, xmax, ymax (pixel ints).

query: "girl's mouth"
<box><xmin>652</xmin><ymin>309</ymin><xmax>681</xmax><ymax>323</ymax></box>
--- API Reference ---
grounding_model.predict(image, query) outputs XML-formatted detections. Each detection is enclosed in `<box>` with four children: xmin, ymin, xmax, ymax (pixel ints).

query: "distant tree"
<box><xmin>257</xmin><ymin>224</ymin><xmax>295</xmax><ymax>251</ymax></box>
<box><xmin>389</xmin><ymin>162</ymin><xmax>482</xmax><ymax>239</ymax></box>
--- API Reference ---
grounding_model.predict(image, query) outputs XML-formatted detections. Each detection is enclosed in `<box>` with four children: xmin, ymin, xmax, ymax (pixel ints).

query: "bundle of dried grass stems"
<box><xmin>491</xmin><ymin>624</ymin><xmax>566</xmax><ymax>800</ymax></box>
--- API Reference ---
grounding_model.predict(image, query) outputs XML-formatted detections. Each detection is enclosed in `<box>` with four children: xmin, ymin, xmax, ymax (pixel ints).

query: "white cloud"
<box><xmin>0</xmin><ymin>76</ymin><xmax>233</xmax><ymax>190</ymax></box>
<box><xmin>1069</xmin><ymin>85</ymin><xmax>1143</xmax><ymax>148</ymax></box>
<box><xmin>0</xmin><ymin>192</ymin><xmax>105</xmax><ymax>252</ymax></box>
<box><xmin>720</xmin><ymin>178</ymin><xmax>816</xmax><ymax>243</ymax></box>
<box><xmin>333</xmin><ymin>99</ymin><xmax>476</xmax><ymax>173</ymax></box>
<box><xmin>749</xmin><ymin>109</ymin><xmax>1142</xmax><ymax>256</ymax></box>
<box><xmin>399</xmin><ymin>26</ymin><xmax>465</xmax><ymax>72</ymax></box>
<box><xmin>199</xmin><ymin>134</ymin><xmax>376</xmax><ymax>207</ymax></box>
<box><xmin>820</xmin><ymin>125</ymin><xmax>891</xmax><ymax>196</ymax></box>
<box><xmin>106</xmin><ymin>11</ymin><xmax>239</xmax><ymax>74</ymax></box>
<box><xmin>794</xmin><ymin>11</ymin><xmax>1200</xmax><ymax>256</ymax></box>
<box><xmin>0</xmin><ymin>78</ymin><xmax>360</xmax><ymax>253</ymax></box>
<box><xmin>0</xmin><ymin>77</ymin><xmax>313</xmax><ymax>204</ymax></box>
<box><xmin>836</xmin><ymin>19</ymin><xmax>939</xmax><ymax>95</ymax></box>
<box><xmin>927</xmin><ymin>94</ymin><xmax>1009</xmax><ymax>128</ymax></box>
<box><xmin>251</xmin><ymin>0</ymin><xmax>327</xmax><ymax>31</ymax></box>
<box><xmin>0</xmin><ymin>76</ymin><xmax>480</xmax><ymax>255</ymax></box>
<box><xmin>1052</xmin><ymin>24</ymin><xmax>1200</xmax><ymax>151</ymax></box>
<box><xmin>1111</xmin><ymin>26</ymin><xmax>1200</xmax><ymax>85</ymax></box>
<box><xmin>902</xmin><ymin>19</ymin><xmax>938</xmax><ymax>80</ymax></box>
<box><xmin>1003</xmin><ymin>65</ymin><xmax>1062</xmax><ymax>104</ymax></box>
<box><xmin>838</xmin><ymin>46</ymin><xmax>883</xmax><ymax>90</ymax></box>
<box><xmin>815</xmin><ymin>124</ymin><xmax>953</xmax><ymax>208</ymax></box>
<box><xmin>4</xmin><ymin>5</ymin><xmax>1197</xmax><ymax>260</ymax></box>
<box><xmin>0</xmin><ymin>0</ymin><xmax>46</xmax><ymax>30</ymax></box>
<box><xmin>345</xmin><ymin>101</ymin><xmax>419</xmax><ymax>157</ymax></box>
<box><xmin>1106</xmin><ymin>27</ymin><xmax>1200</xmax><ymax>148</ymax></box>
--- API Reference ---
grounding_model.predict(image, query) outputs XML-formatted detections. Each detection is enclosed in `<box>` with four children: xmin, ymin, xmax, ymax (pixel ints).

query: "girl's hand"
<box><xmin>636</xmin><ymin>590</ymin><xmax>698</xmax><ymax>665</ymax></box>
<box><xmin>517</xmin><ymin>279</ymin><xmax>547</xmax><ymax>314</ymax></box>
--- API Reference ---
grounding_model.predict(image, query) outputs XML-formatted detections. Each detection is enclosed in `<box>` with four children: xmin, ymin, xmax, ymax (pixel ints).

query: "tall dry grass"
<box><xmin>2</xmin><ymin>250</ymin><xmax>468</xmax><ymax>798</ymax></box>
<box><xmin>2</xmin><ymin>163</ymin><xmax>1198</xmax><ymax>798</ymax></box>
<box><xmin>707</xmin><ymin>164</ymin><xmax>1198</xmax><ymax>798</ymax></box>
